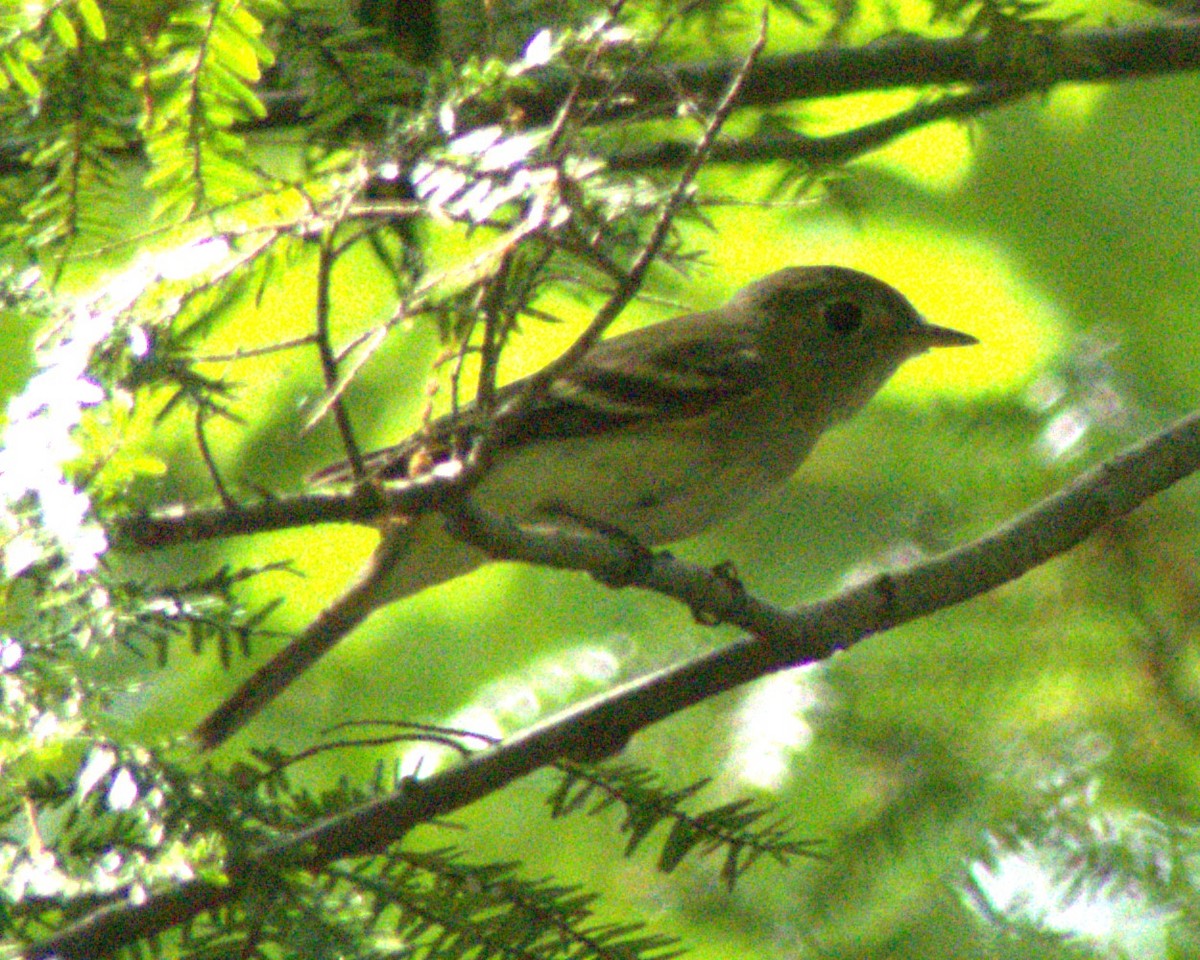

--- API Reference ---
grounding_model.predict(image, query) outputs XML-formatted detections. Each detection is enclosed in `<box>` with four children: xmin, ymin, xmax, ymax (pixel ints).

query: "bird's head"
<box><xmin>732</xmin><ymin>265</ymin><xmax>977</xmax><ymax>422</ymax></box>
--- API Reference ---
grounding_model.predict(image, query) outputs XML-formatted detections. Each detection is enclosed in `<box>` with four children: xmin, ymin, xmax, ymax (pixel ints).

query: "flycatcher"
<box><xmin>193</xmin><ymin>265</ymin><xmax>977</xmax><ymax>749</ymax></box>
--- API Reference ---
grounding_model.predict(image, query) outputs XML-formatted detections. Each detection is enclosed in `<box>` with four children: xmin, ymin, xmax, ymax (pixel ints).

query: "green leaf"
<box><xmin>622</xmin><ymin>801</ymin><xmax>666</xmax><ymax>857</ymax></box>
<box><xmin>3</xmin><ymin>49</ymin><xmax>41</xmax><ymax>98</ymax></box>
<box><xmin>209</xmin><ymin>25</ymin><xmax>263</xmax><ymax>81</ymax></box>
<box><xmin>228</xmin><ymin>9</ymin><xmax>274</xmax><ymax>67</ymax></box>
<box><xmin>50</xmin><ymin>11</ymin><xmax>79</xmax><ymax>50</ymax></box>
<box><xmin>75</xmin><ymin>0</ymin><xmax>107</xmax><ymax>39</ymax></box>
<box><xmin>658</xmin><ymin>818</ymin><xmax>701</xmax><ymax>873</ymax></box>
<box><xmin>16</xmin><ymin>37</ymin><xmax>45</xmax><ymax>63</ymax></box>
<box><xmin>208</xmin><ymin>63</ymin><xmax>266</xmax><ymax>118</ymax></box>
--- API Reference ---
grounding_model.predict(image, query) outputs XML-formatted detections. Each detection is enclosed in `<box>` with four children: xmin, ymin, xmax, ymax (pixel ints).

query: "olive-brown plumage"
<box><xmin>193</xmin><ymin>266</ymin><xmax>976</xmax><ymax>749</ymax></box>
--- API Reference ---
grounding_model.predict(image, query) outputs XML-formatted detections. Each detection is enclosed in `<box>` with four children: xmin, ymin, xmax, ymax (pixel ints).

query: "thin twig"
<box><xmin>192</xmin><ymin>335</ymin><xmax>318</xmax><ymax>363</ymax></box>
<box><xmin>474</xmin><ymin>249</ymin><xmax>514</xmax><ymax>413</ymax></box>
<box><xmin>195</xmin><ymin>408</ymin><xmax>233</xmax><ymax>508</ymax></box>
<box><xmin>313</xmin><ymin>234</ymin><xmax>366</xmax><ymax>478</ymax></box>
<box><xmin>608</xmin><ymin>82</ymin><xmax>1030</xmax><ymax>172</ymax></box>
<box><xmin>264</xmin><ymin>720</ymin><xmax>499</xmax><ymax>775</ymax></box>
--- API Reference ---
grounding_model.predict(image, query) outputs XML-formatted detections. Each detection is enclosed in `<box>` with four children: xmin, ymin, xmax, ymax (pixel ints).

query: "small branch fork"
<box><xmin>28</xmin><ymin>409</ymin><xmax>1200</xmax><ymax>960</ymax></box>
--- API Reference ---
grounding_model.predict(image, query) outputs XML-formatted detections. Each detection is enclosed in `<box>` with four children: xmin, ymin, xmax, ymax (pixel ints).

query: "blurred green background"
<box><xmin>8</xmin><ymin>2</ymin><xmax>1200</xmax><ymax>958</ymax></box>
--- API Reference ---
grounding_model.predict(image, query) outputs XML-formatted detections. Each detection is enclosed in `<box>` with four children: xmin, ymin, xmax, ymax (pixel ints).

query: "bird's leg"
<box><xmin>689</xmin><ymin>560</ymin><xmax>747</xmax><ymax>626</ymax></box>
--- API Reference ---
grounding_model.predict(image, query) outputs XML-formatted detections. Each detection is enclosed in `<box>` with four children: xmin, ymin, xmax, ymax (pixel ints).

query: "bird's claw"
<box><xmin>690</xmin><ymin>560</ymin><xmax>745</xmax><ymax>625</ymax></box>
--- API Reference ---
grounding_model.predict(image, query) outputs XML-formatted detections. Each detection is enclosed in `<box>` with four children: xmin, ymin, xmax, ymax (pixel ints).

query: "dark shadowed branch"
<box><xmin>502</xmin><ymin>18</ymin><xmax>1200</xmax><ymax>126</ymax></box>
<box><xmin>608</xmin><ymin>82</ymin><xmax>1030</xmax><ymax>171</ymax></box>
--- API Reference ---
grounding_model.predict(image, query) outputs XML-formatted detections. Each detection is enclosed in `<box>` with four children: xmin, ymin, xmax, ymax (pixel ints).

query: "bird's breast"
<box><xmin>473</xmin><ymin>399</ymin><xmax>820</xmax><ymax>546</ymax></box>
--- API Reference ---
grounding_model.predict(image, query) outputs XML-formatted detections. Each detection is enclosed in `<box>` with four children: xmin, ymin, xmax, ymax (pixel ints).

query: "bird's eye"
<box><xmin>824</xmin><ymin>300</ymin><xmax>863</xmax><ymax>334</ymax></box>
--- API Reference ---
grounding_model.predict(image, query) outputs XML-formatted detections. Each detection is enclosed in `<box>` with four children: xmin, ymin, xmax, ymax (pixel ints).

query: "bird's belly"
<box><xmin>475</xmin><ymin>417</ymin><xmax>814</xmax><ymax>546</ymax></box>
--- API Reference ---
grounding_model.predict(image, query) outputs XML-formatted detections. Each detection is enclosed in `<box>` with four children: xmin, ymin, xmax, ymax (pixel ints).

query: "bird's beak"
<box><xmin>915</xmin><ymin>322</ymin><xmax>978</xmax><ymax>348</ymax></box>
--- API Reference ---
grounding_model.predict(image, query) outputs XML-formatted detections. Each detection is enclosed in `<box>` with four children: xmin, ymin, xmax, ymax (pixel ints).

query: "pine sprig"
<box><xmin>139</xmin><ymin>0</ymin><xmax>278</xmax><ymax>222</ymax></box>
<box><xmin>548</xmin><ymin>762</ymin><xmax>822</xmax><ymax>889</ymax></box>
<box><xmin>327</xmin><ymin>847</ymin><xmax>684</xmax><ymax>960</ymax></box>
<box><xmin>274</xmin><ymin>4</ymin><xmax>425</xmax><ymax>137</ymax></box>
<box><xmin>0</xmin><ymin>1</ymin><xmax>126</xmax><ymax>264</ymax></box>
<box><xmin>112</xmin><ymin>561</ymin><xmax>292</xmax><ymax>668</ymax></box>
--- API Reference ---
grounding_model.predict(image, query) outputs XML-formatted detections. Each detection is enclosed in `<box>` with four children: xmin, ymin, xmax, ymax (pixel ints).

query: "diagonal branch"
<box><xmin>30</xmin><ymin>409</ymin><xmax>1200</xmax><ymax>959</ymax></box>
<box><xmin>608</xmin><ymin>82</ymin><xmax>1030</xmax><ymax>172</ymax></box>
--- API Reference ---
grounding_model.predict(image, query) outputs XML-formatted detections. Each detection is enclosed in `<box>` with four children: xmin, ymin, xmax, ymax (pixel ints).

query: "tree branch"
<box><xmin>504</xmin><ymin>18</ymin><xmax>1200</xmax><ymax>127</ymax></box>
<box><xmin>608</xmin><ymin>83</ymin><xmax>1029</xmax><ymax>172</ymax></box>
<box><xmin>30</xmin><ymin>409</ymin><xmax>1200</xmax><ymax>959</ymax></box>
<box><xmin>106</xmin><ymin>482</ymin><xmax>431</xmax><ymax>549</ymax></box>
<box><xmin>3</xmin><ymin>20</ymin><xmax>1199</xmax><ymax>179</ymax></box>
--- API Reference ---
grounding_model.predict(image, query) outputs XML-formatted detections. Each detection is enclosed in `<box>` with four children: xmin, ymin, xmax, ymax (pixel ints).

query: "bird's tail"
<box><xmin>192</xmin><ymin>514</ymin><xmax>485</xmax><ymax>750</ymax></box>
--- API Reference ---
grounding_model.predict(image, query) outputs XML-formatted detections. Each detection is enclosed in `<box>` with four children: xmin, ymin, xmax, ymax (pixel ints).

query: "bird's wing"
<box><xmin>312</xmin><ymin>309</ymin><xmax>765</xmax><ymax>485</ymax></box>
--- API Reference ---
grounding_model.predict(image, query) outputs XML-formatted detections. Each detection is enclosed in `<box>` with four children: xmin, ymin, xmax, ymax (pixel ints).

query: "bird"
<box><xmin>192</xmin><ymin>265</ymin><xmax>977</xmax><ymax>749</ymax></box>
